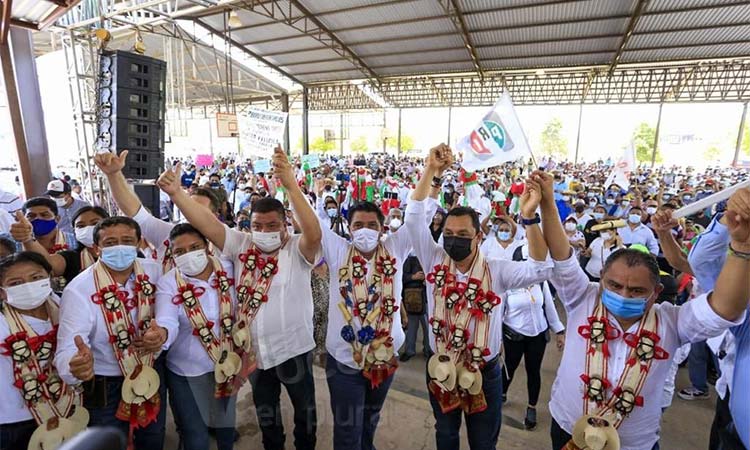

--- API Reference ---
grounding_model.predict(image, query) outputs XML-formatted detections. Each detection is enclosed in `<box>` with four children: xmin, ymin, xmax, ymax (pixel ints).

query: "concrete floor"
<box><xmin>163</xmin><ymin>334</ymin><xmax>716</xmax><ymax>450</ymax></box>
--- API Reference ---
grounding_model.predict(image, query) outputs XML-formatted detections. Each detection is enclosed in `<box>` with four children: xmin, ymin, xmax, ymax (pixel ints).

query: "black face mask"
<box><xmin>443</xmin><ymin>236</ymin><xmax>474</xmax><ymax>262</ymax></box>
<box><xmin>575</xmin><ymin>206</ymin><xmax>585</xmax><ymax>214</ymax></box>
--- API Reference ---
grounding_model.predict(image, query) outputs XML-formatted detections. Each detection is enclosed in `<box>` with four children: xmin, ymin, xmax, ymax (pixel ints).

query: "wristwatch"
<box><xmin>520</xmin><ymin>214</ymin><xmax>541</xmax><ymax>226</ymax></box>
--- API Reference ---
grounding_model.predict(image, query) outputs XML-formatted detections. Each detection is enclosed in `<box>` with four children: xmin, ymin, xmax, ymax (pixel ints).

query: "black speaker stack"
<box><xmin>96</xmin><ymin>50</ymin><xmax>167</xmax><ymax>180</ymax></box>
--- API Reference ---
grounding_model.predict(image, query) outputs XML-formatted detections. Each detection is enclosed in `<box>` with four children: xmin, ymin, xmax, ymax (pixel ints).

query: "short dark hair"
<box><xmin>324</xmin><ymin>196</ymin><xmax>337</xmax><ymax>207</ymax></box>
<box><xmin>445</xmin><ymin>206</ymin><xmax>481</xmax><ymax>234</ymax></box>
<box><xmin>169</xmin><ymin>223</ymin><xmax>207</xmax><ymax>245</ymax></box>
<box><xmin>0</xmin><ymin>237</ymin><xmax>16</xmax><ymax>256</ymax></box>
<box><xmin>23</xmin><ymin>197</ymin><xmax>57</xmax><ymax>216</ymax></box>
<box><xmin>251</xmin><ymin>197</ymin><xmax>285</xmax><ymax>220</ymax></box>
<box><xmin>93</xmin><ymin>216</ymin><xmax>142</xmax><ymax>245</ymax></box>
<box><xmin>72</xmin><ymin>206</ymin><xmax>109</xmax><ymax>224</ymax></box>
<box><xmin>602</xmin><ymin>248</ymin><xmax>660</xmax><ymax>285</ymax></box>
<box><xmin>347</xmin><ymin>201</ymin><xmax>384</xmax><ymax>226</ymax></box>
<box><xmin>0</xmin><ymin>251</ymin><xmax>52</xmax><ymax>283</ymax></box>
<box><xmin>660</xmin><ymin>203</ymin><xmax>677</xmax><ymax>211</ymax></box>
<box><xmin>191</xmin><ymin>187</ymin><xmax>220</xmax><ymax>213</ymax></box>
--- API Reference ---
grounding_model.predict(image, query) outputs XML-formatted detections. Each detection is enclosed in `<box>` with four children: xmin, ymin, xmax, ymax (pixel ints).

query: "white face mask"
<box><xmin>389</xmin><ymin>218</ymin><xmax>402</xmax><ymax>230</ymax></box>
<box><xmin>564</xmin><ymin>222</ymin><xmax>577</xmax><ymax>232</ymax></box>
<box><xmin>74</xmin><ymin>225</ymin><xmax>96</xmax><ymax>248</ymax></box>
<box><xmin>600</xmin><ymin>232</ymin><xmax>612</xmax><ymax>241</ymax></box>
<box><xmin>174</xmin><ymin>249</ymin><xmax>209</xmax><ymax>276</ymax></box>
<box><xmin>352</xmin><ymin>228</ymin><xmax>380</xmax><ymax>253</ymax></box>
<box><xmin>646</xmin><ymin>207</ymin><xmax>657</xmax><ymax>215</ymax></box>
<box><xmin>53</xmin><ymin>197</ymin><xmax>67</xmax><ymax>207</ymax></box>
<box><xmin>254</xmin><ymin>231</ymin><xmax>282</xmax><ymax>253</ymax></box>
<box><xmin>4</xmin><ymin>279</ymin><xmax>51</xmax><ymax>310</ymax></box>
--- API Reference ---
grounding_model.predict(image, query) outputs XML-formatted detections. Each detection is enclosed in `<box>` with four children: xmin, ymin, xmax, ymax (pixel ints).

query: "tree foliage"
<box><xmin>350</xmin><ymin>136</ymin><xmax>369</xmax><ymax>153</ymax></box>
<box><xmin>704</xmin><ymin>145</ymin><xmax>722</xmax><ymax>162</ymax></box>
<box><xmin>632</xmin><ymin>122</ymin><xmax>662</xmax><ymax>164</ymax></box>
<box><xmin>309</xmin><ymin>136</ymin><xmax>336</xmax><ymax>153</ymax></box>
<box><xmin>539</xmin><ymin>117</ymin><xmax>569</xmax><ymax>159</ymax></box>
<box><xmin>385</xmin><ymin>134</ymin><xmax>415</xmax><ymax>152</ymax></box>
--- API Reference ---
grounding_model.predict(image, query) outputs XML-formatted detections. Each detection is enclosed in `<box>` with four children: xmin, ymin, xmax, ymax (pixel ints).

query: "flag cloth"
<box><xmin>457</xmin><ymin>91</ymin><xmax>533</xmax><ymax>172</ymax></box>
<box><xmin>604</xmin><ymin>144</ymin><xmax>636</xmax><ymax>190</ymax></box>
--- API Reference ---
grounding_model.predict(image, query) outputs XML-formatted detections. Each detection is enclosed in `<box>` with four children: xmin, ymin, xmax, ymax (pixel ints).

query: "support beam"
<box><xmin>609</xmin><ymin>0</ymin><xmax>650</xmax><ymax>76</ymax></box>
<box><xmin>651</xmin><ymin>102</ymin><xmax>663</xmax><ymax>167</ymax></box>
<box><xmin>340</xmin><ymin>112</ymin><xmax>344</xmax><ymax>156</ymax></box>
<box><xmin>438</xmin><ymin>0</ymin><xmax>483</xmax><ymax>79</ymax></box>
<box><xmin>1</xmin><ymin>28</ymin><xmax>52</xmax><ymax>198</ymax></box>
<box><xmin>574</xmin><ymin>103</ymin><xmax>584</xmax><ymax>164</ymax></box>
<box><xmin>397</xmin><ymin>108</ymin><xmax>402</xmax><ymax>157</ymax></box>
<box><xmin>281</xmin><ymin>92</ymin><xmax>290</xmax><ymax>154</ymax></box>
<box><xmin>302</xmin><ymin>87</ymin><xmax>309</xmax><ymax>155</ymax></box>
<box><xmin>733</xmin><ymin>101</ymin><xmax>748</xmax><ymax>167</ymax></box>
<box><xmin>0</xmin><ymin>0</ymin><xmax>12</xmax><ymax>44</ymax></box>
<box><xmin>447</xmin><ymin>106</ymin><xmax>453</xmax><ymax>144</ymax></box>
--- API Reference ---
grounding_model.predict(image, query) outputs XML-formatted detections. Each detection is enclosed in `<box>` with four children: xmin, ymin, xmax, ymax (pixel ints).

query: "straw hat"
<box><xmin>456</xmin><ymin>364</ymin><xmax>482</xmax><ymax>395</ymax></box>
<box><xmin>571</xmin><ymin>414</ymin><xmax>621</xmax><ymax>450</ymax></box>
<box><xmin>28</xmin><ymin>416</ymin><xmax>77</xmax><ymax>450</ymax></box>
<box><xmin>427</xmin><ymin>353</ymin><xmax>457</xmax><ymax>391</ymax></box>
<box><xmin>121</xmin><ymin>364</ymin><xmax>160</xmax><ymax>405</ymax></box>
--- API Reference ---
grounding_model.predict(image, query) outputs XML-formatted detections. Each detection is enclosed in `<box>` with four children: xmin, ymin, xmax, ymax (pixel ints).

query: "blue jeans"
<box><xmin>0</xmin><ymin>419</ymin><xmax>36</xmax><ymax>450</ymax></box>
<box><xmin>86</xmin><ymin>355</ymin><xmax>167</xmax><ymax>450</ymax></box>
<box><xmin>688</xmin><ymin>340</ymin><xmax>709</xmax><ymax>392</ymax></box>
<box><xmin>167</xmin><ymin>369</ymin><xmax>237</xmax><ymax>450</ymax></box>
<box><xmin>403</xmin><ymin>313</ymin><xmax>430</xmax><ymax>356</ymax></box>
<box><xmin>326</xmin><ymin>353</ymin><xmax>394</xmax><ymax>450</ymax></box>
<box><xmin>428</xmin><ymin>358</ymin><xmax>503</xmax><ymax>450</ymax></box>
<box><xmin>248</xmin><ymin>351</ymin><xmax>317</xmax><ymax>450</ymax></box>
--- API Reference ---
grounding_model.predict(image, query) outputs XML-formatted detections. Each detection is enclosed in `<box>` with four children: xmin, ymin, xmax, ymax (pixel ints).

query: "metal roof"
<box><xmin>34</xmin><ymin>0</ymin><xmax>750</xmax><ymax>108</ymax></box>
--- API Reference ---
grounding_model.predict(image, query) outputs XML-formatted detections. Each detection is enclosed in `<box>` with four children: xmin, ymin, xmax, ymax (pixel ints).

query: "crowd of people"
<box><xmin>0</xmin><ymin>145</ymin><xmax>748</xmax><ymax>450</ymax></box>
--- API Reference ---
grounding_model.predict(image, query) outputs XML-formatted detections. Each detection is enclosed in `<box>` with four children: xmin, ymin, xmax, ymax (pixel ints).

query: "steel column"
<box><xmin>1</xmin><ymin>28</ymin><xmax>52</xmax><ymax>198</ymax></box>
<box><xmin>397</xmin><ymin>108</ymin><xmax>402</xmax><ymax>157</ymax></box>
<box><xmin>382</xmin><ymin>109</ymin><xmax>387</xmax><ymax>153</ymax></box>
<box><xmin>651</xmin><ymin>103</ymin><xmax>663</xmax><ymax>167</ymax></box>
<box><xmin>339</xmin><ymin>112</ymin><xmax>344</xmax><ymax>156</ymax></box>
<box><xmin>447</xmin><ymin>106</ymin><xmax>452</xmax><ymax>144</ymax></box>
<box><xmin>302</xmin><ymin>87</ymin><xmax>309</xmax><ymax>155</ymax></box>
<box><xmin>733</xmin><ymin>101</ymin><xmax>748</xmax><ymax>167</ymax></box>
<box><xmin>574</xmin><ymin>103</ymin><xmax>584</xmax><ymax>164</ymax></box>
<box><xmin>281</xmin><ymin>93</ymin><xmax>290</xmax><ymax>154</ymax></box>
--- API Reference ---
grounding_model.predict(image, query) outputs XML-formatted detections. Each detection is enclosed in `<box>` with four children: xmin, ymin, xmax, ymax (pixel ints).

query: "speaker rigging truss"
<box><xmin>307</xmin><ymin>60</ymin><xmax>750</xmax><ymax>110</ymax></box>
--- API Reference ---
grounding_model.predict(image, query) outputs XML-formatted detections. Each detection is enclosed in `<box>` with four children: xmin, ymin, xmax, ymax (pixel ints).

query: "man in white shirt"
<box><xmin>530</xmin><ymin>170</ymin><xmax>749</xmax><ymax>450</ymax></box>
<box><xmin>94</xmin><ymin>150</ymin><xmax>223</xmax><ymax>272</ymax></box>
<box><xmin>156</xmin><ymin>223</ymin><xmax>238</xmax><ymax>450</ymax></box>
<box><xmin>55</xmin><ymin>216</ymin><xmax>168</xmax><ymax>450</ymax></box>
<box><xmin>405</xmin><ymin>145</ymin><xmax>553</xmax><ymax>450</ymax></box>
<box><xmin>618</xmin><ymin>205</ymin><xmax>659</xmax><ymax>255</ymax></box>
<box><xmin>157</xmin><ymin>147</ymin><xmax>322</xmax><ymax>450</ymax></box>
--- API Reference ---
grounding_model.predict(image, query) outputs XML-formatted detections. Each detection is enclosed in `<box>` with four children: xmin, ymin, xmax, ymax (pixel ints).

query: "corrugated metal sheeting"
<box><xmin>191</xmin><ymin>0</ymin><xmax>750</xmax><ymax>84</ymax></box>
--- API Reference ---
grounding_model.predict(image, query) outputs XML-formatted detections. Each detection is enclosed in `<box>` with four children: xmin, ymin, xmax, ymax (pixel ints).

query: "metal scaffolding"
<box><xmin>306</xmin><ymin>60</ymin><xmax>750</xmax><ymax>109</ymax></box>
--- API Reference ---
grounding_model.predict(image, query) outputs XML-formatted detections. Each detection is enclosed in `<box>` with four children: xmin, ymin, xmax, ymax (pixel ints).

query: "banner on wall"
<box><xmin>238</xmin><ymin>108</ymin><xmax>288</xmax><ymax>158</ymax></box>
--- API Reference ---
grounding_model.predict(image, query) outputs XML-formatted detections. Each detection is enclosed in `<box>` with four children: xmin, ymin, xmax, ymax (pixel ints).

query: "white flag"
<box><xmin>604</xmin><ymin>144</ymin><xmax>636</xmax><ymax>190</ymax></box>
<box><xmin>457</xmin><ymin>92</ymin><xmax>532</xmax><ymax>172</ymax></box>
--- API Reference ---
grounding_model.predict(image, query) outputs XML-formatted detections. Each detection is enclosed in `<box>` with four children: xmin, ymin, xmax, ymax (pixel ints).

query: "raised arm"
<box><xmin>158</xmin><ymin>163</ymin><xmax>227</xmax><ymax>251</ymax></box>
<box><xmin>519</xmin><ymin>181</ymin><xmax>548</xmax><ymax>262</ymax></box>
<box><xmin>710</xmin><ymin>189</ymin><xmax>750</xmax><ymax>321</ymax></box>
<box><xmin>94</xmin><ymin>150</ymin><xmax>142</xmax><ymax>217</ymax></box>
<box><xmin>273</xmin><ymin>146</ymin><xmax>321</xmax><ymax>263</ymax></box>
<box><xmin>651</xmin><ymin>209</ymin><xmax>692</xmax><ymax>275</ymax></box>
<box><xmin>531</xmin><ymin>171</ymin><xmax>572</xmax><ymax>261</ymax></box>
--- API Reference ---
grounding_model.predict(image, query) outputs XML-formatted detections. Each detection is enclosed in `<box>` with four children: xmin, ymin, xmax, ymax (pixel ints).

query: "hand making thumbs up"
<box><xmin>94</xmin><ymin>150</ymin><xmax>128</xmax><ymax>175</ymax></box>
<box><xmin>157</xmin><ymin>161</ymin><xmax>182</xmax><ymax>196</ymax></box>
<box><xmin>9</xmin><ymin>210</ymin><xmax>33</xmax><ymax>243</ymax></box>
<box><xmin>139</xmin><ymin>319</ymin><xmax>167</xmax><ymax>354</ymax></box>
<box><xmin>69</xmin><ymin>335</ymin><xmax>94</xmax><ymax>381</ymax></box>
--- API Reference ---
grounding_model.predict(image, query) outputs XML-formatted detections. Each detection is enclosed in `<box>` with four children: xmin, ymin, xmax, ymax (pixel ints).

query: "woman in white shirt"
<box><xmin>501</xmin><ymin>246</ymin><xmax>565</xmax><ymax>432</ymax></box>
<box><xmin>480</xmin><ymin>217</ymin><xmax>523</xmax><ymax>260</ymax></box>
<box><xmin>563</xmin><ymin>217</ymin><xmax>586</xmax><ymax>258</ymax></box>
<box><xmin>582</xmin><ymin>228</ymin><xmax>624</xmax><ymax>281</ymax></box>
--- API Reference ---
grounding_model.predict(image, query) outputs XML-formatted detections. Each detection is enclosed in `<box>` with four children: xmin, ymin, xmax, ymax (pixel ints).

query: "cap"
<box><xmin>45</xmin><ymin>179</ymin><xmax>70</xmax><ymax>196</ymax></box>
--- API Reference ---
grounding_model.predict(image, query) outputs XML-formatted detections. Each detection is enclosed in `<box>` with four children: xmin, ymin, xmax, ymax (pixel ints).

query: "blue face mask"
<box><xmin>100</xmin><ymin>245</ymin><xmax>138</xmax><ymax>271</ymax></box>
<box><xmin>601</xmin><ymin>288</ymin><xmax>648</xmax><ymax>319</ymax></box>
<box><xmin>327</xmin><ymin>208</ymin><xmax>338</xmax><ymax>218</ymax></box>
<box><xmin>628</xmin><ymin>214</ymin><xmax>642</xmax><ymax>224</ymax></box>
<box><xmin>31</xmin><ymin>218</ymin><xmax>57</xmax><ymax>237</ymax></box>
<box><xmin>239</xmin><ymin>219</ymin><xmax>251</xmax><ymax>229</ymax></box>
<box><xmin>593</xmin><ymin>212</ymin><xmax>604</xmax><ymax>221</ymax></box>
<box><xmin>497</xmin><ymin>231</ymin><xmax>511</xmax><ymax>241</ymax></box>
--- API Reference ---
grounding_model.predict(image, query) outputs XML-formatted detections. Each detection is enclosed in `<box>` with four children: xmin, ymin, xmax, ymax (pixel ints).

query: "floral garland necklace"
<box><xmin>90</xmin><ymin>260</ymin><xmax>160</xmax><ymax>445</ymax></box>
<box><xmin>232</xmin><ymin>245</ymin><xmax>280</xmax><ymax>376</ymax></box>
<box><xmin>50</xmin><ymin>231</ymin><xmax>70</xmax><ymax>293</ymax></box>
<box><xmin>578</xmin><ymin>301</ymin><xmax>669</xmax><ymax>428</ymax></box>
<box><xmin>1</xmin><ymin>298</ymin><xmax>89</xmax><ymax>448</ymax></box>
<box><xmin>426</xmin><ymin>252</ymin><xmax>500</xmax><ymax>415</ymax></box>
<box><xmin>80</xmin><ymin>247</ymin><xmax>97</xmax><ymax>271</ymax></box>
<box><xmin>337</xmin><ymin>244</ymin><xmax>399</xmax><ymax>388</ymax></box>
<box><xmin>173</xmin><ymin>256</ymin><xmax>241</xmax><ymax>397</ymax></box>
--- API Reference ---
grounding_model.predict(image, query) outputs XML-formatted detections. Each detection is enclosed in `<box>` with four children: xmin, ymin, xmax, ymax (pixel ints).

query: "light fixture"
<box><xmin>228</xmin><ymin>10</ymin><xmax>242</xmax><ymax>28</ymax></box>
